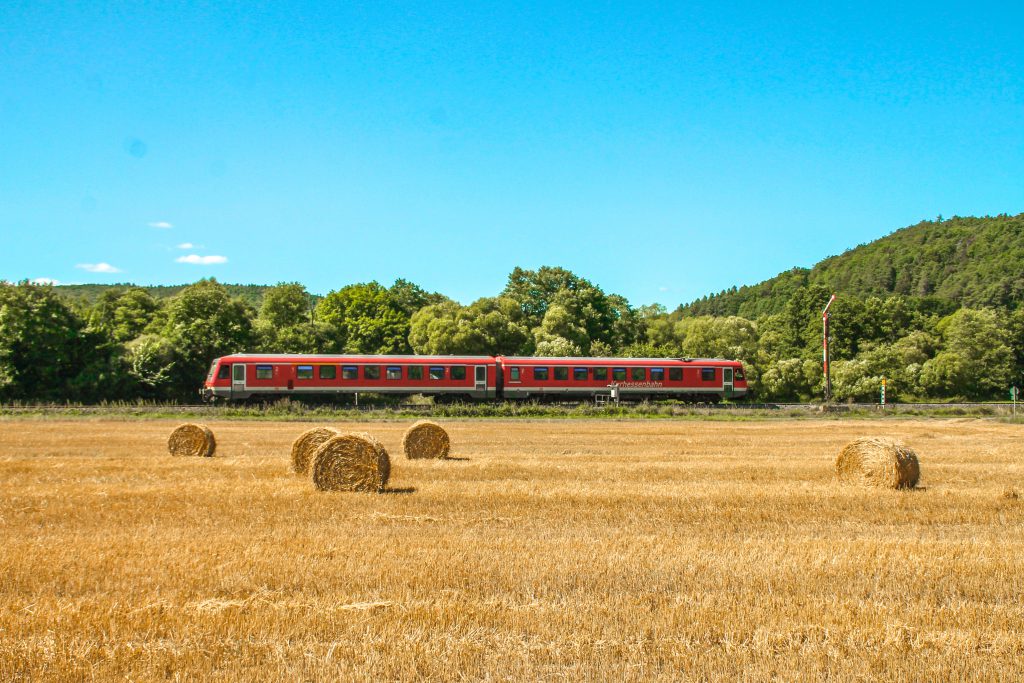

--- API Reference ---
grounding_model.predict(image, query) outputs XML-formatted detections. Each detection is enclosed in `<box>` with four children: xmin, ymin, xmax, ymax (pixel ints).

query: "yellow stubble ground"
<box><xmin>1</xmin><ymin>418</ymin><xmax>1022</xmax><ymax>681</ymax></box>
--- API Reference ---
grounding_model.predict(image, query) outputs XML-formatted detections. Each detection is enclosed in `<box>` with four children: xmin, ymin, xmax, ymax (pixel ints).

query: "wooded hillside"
<box><xmin>683</xmin><ymin>214</ymin><xmax>1024</xmax><ymax>318</ymax></box>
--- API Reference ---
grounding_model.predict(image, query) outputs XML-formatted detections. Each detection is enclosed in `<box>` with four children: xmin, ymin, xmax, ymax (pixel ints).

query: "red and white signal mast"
<box><xmin>822</xmin><ymin>293</ymin><xmax>836</xmax><ymax>402</ymax></box>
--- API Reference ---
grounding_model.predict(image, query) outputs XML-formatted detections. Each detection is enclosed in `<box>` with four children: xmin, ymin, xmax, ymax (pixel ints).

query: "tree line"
<box><xmin>1</xmin><ymin>266</ymin><xmax>1021</xmax><ymax>402</ymax></box>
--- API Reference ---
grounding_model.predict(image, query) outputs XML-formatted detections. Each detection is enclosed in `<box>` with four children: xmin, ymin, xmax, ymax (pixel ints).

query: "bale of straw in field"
<box><xmin>311</xmin><ymin>432</ymin><xmax>390</xmax><ymax>492</ymax></box>
<box><xmin>167</xmin><ymin>423</ymin><xmax>216</xmax><ymax>457</ymax></box>
<box><xmin>835</xmin><ymin>437</ymin><xmax>920</xmax><ymax>489</ymax></box>
<box><xmin>290</xmin><ymin>426</ymin><xmax>341</xmax><ymax>474</ymax></box>
<box><xmin>402</xmin><ymin>420</ymin><xmax>450</xmax><ymax>459</ymax></box>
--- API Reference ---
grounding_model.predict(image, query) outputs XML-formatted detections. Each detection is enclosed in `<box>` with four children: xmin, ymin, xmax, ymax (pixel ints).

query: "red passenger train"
<box><xmin>203</xmin><ymin>354</ymin><xmax>748</xmax><ymax>403</ymax></box>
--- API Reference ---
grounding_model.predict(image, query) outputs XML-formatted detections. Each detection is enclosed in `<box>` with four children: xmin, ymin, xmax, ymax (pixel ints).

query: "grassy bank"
<box><xmin>1</xmin><ymin>399</ymin><xmax>1021</xmax><ymax>421</ymax></box>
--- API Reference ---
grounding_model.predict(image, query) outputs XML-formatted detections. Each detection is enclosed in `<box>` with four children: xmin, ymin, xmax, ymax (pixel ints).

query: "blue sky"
<box><xmin>1</xmin><ymin>1</ymin><xmax>1021</xmax><ymax>307</ymax></box>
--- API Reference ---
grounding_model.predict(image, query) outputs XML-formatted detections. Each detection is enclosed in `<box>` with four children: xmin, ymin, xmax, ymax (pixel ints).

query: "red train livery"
<box><xmin>203</xmin><ymin>354</ymin><xmax>748</xmax><ymax>403</ymax></box>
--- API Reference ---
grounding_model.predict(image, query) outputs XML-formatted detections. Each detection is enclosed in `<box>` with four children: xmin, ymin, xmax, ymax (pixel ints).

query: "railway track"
<box><xmin>0</xmin><ymin>401</ymin><xmax>1018</xmax><ymax>414</ymax></box>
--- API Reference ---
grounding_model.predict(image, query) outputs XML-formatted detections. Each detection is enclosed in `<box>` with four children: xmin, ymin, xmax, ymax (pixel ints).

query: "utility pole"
<box><xmin>822</xmin><ymin>294</ymin><xmax>836</xmax><ymax>402</ymax></box>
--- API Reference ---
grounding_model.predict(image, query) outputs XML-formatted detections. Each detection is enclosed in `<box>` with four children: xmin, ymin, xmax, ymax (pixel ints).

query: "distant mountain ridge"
<box><xmin>681</xmin><ymin>213</ymin><xmax>1024</xmax><ymax>318</ymax></box>
<box><xmin>53</xmin><ymin>283</ymin><xmax>274</xmax><ymax>308</ymax></box>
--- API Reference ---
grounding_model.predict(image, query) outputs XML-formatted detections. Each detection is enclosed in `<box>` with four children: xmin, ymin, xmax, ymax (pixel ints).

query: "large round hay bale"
<box><xmin>311</xmin><ymin>432</ymin><xmax>390</xmax><ymax>492</ymax></box>
<box><xmin>167</xmin><ymin>423</ymin><xmax>216</xmax><ymax>457</ymax></box>
<box><xmin>835</xmin><ymin>437</ymin><xmax>920</xmax><ymax>489</ymax></box>
<box><xmin>402</xmin><ymin>420</ymin><xmax>450</xmax><ymax>459</ymax></box>
<box><xmin>290</xmin><ymin>427</ymin><xmax>341</xmax><ymax>474</ymax></box>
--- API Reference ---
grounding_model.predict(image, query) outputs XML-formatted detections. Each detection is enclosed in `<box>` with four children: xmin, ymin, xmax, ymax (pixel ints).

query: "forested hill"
<box><xmin>54</xmin><ymin>283</ymin><xmax>274</xmax><ymax>308</ymax></box>
<box><xmin>682</xmin><ymin>213</ymin><xmax>1024</xmax><ymax>318</ymax></box>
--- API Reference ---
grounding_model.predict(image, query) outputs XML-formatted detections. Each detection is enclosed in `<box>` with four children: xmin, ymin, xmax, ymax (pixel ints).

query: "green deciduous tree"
<box><xmin>919</xmin><ymin>308</ymin><xmax>1014</xmax><ymax>398</ymax></box>
<box><xmin>0</xmin><ymin>282</ymin><xmax>131</xmax><ymax>401</ymax></box>
<box><xmin>316</xmin><ymin>282</ymin><xmax>410</xmax><ymax>354</ymax></box>
<box><xmin>409</xmin><ymin>297</ymin><xmax>531</xmax><ymax>355</ymax></box>
<box><xmin>259</xmin><ymin>283</ymin><xmax>312</xmax><ymax>329</ymax></box>
<box><xmin>389</xmin><ymin>279</ymin><xmax>447</xmax><ymax>317</ymax></box>
<box><xmin>757</xmin><ymin>358</ymin><xmax>821</xmax><ymax>402</ymax></box>
<box><xmin>502</xmin><ymin>267</ymin><xmax>639</xmax><ymax>354</ymax></box>
<box><xmin>88</xmin><ymin>288</ymin><xmax>161</xmax><ymax>343</ymax></box>
<box><xmin>254</xmin><ymin>283</ymin><xmax>336</xmax><ymax>354</ymax></box>
<box><xmin>124</xmin><ymin>334</ymin><xmax>176</xmax><ymax>397</ymax></box>
<box><xmin>161</xmin><ymin>279</ymin><xmax>256</xmax><ymax>397</ymax></box>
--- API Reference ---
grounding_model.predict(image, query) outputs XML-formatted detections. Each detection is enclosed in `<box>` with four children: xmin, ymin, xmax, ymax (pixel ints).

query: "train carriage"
<box><xmin>204</xmin><ymin>354</ymin><xmax>498</xmax><ymax>402</ymax></box>
<box><xmin>497</xmin><ymin>356</ymin><xmax>746</xmax><ymax>402</ymax></box>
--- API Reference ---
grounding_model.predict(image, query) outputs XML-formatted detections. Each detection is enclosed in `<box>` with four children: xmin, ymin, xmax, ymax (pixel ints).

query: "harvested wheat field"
<box><xmin>1</xmin><ymin>418</ymin><xmax>1022</xmax><ymax>681</ymax></box>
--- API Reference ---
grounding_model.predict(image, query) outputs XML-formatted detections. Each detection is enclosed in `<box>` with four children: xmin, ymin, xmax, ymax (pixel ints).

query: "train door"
<box><xmin>723</xmin><ymin>367</ymin><xmax>734</xmax><ymax>399</ymax></box>
<box><xmin>475</xmin><ymin>365</ymin><xmax>488</xmax><ymax>398</ymax></box>
<box><xmin>231</xmin><ymin>363</ymin><xmax>246</xmax><ymax>398</ymax></box>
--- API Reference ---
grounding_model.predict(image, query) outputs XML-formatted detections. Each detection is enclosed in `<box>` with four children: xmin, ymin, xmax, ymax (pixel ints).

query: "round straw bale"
<box><xmin>290</xmin><ymin>427</ymin><xmax>341</xmax><ymax>474</ymax></box>
<box><xmin>311</xmin><ymin>432</ymin><xmax>390</xmax><ymax>492</ymax></box>
<box><xmin>167</xmin><ymin>423</ymin><xmax>216</xmax><ymax>457</ymax></box>
<box><xmin>835</xmin><ymin>437</ymin><xmax>920</xmax><ymax>489</ymax></box>
<box><xmin>402</xmin><ymin>420</ymin><xmax>450</xmax><ymax>459</ymax></box>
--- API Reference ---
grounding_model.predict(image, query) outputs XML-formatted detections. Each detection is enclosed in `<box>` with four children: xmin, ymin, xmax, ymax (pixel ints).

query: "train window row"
<box><xmin>513</xmin><ymin>367</ymin><xmax>718</xmax><ymax>382</ymax></box>
<box><xmin>241</xmin><ymin>364</ymin><xmax>472</xmax><ymax>381</ymax></box>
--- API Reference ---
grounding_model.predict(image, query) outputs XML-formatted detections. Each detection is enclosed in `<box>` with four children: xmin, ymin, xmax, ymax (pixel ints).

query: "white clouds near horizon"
<box><xmin>149</xmin><ymin>221</ymin><xmax>173</xmax><ymax>229</ymax></box>
<box><xmin>176</xmin><ymin>242</ymin><xmax>195</xmax><ymax>249</ymax></box>
<box><xmin>30</xmin><ymin>277</ymin><xmax>61</xmax><ymax>285</ymax></box>
<box><xmin>176</xmin><ymin>254</ymin><xmax>227</xmax><ymax>265</ymax></box>
<box><xmin>76</xmin><ymin>262</ymin><xmax>122</xmax><ymax>273</ymax></box>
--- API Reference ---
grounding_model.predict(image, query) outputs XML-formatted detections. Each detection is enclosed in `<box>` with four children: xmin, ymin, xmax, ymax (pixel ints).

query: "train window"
<box><xmin>735</xmin><ymin>368</ymin><xmax>745</xmax><ymax>380</ymax></box>
<box><xmin>451</xmin><ymin>366</ymin><xmax>467</xmax><ymax>380</ymax></box>
<box><xmin>534</xmin><ymin>367</ymin><xmax>549</xmax><ymax>381</ymax></box>
<box><xmin>650</xmin><ymin>368</ymin><xmax>664</xmax><ymax>381</ymax></box>
<box><xmin>554</xmin><ymin>367</ymin><xmax>568</xmax><ymax>381</ymax></box>
<box><xmin>408</xmin><ymin>366</ymin><xmax>424</xmax><ymax>380</ymax></box>
<box><xmin>342</xmin><ymin>365</ymin><xmax>358</xmax><ymax>380</ymax></box>
<box><xmin>612</xmin><ymin>367</ymin><xmax>626</xmax><ymax>381</ymax></box>
<box><xmin>217</xmin><ymin>364</ymin><xmax>231</xmax><ymax>380</ymax></box>
<box><xmin>256</xmin><ymin>365</ymin><xmax>273</xmax><ymax>380</ymax></box>
<box><xmin>364</xmin><ymin>366</ymin><xmax>381</xmax><ymax>380</ymax></box>
<box><xmin>386</xmin><ymin>366</ymin><xmax>402</xmax><ymax>380</ymax></box>
<box><xmin>631</xmin><ymin>367</ymin><xmax>646</xmax><ymax>381</ymax></box>
<box><xmin>593</xmin><ymin>367</ymin><xmax>608</xmax><ymax>381</ymax></box>
<box><xmin>233</xmin><ymin>364</ymin><xmax>245</xmax><ymax>381</ymax></box>
<box><xmin>573</xmin><ymin>367</ymin><xmax>588</xmax><ymax>381</ymax></box>
<box><xmin>669</xmin><ymin>368</ymin><xmax>682</xmax><ymax>381</ymax></box>
<box><xmin>510</xmin><ymin>367</ymin><xmax>521</xmax><ymax>381</ymax></box>
<box><xmin>296</xmin><ymin>365</ymin><xmax>314</xmax><ymax>380</ymax></box>
<box><xmin>701</xmin><ymin>368</ymin><xmax>716</xmax><ymax>381</ymax></box>
<box><xmin>429</xmin><ymin>366</ymin><xmax>445</xmax><ymax>380</ymax></box>
<box><xmin>319</xmin><ymin>365</ymin><xmax>336</xmax><ymax>380</ymax></box>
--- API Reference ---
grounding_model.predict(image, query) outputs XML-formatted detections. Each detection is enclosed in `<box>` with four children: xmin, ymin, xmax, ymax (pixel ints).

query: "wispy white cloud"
<box><xmin>658</xmin><ymin>286</ymin><xmax>669</xmax><ymax>292</ymax></box>
<box><xmin>176</xmin><ymin>254</ymin><xmax>227</xmax><ymax>265</ymax></box>
<box><xmin>149</xmin><ymin>221</ymin><xmax>173</xmax><ymax>229</ymax></box>
<box><xmin>30</xmin><ymin>277</ymin><xmax>61</xmax><ymax>285</ymax></box>
<box><xmin>176</xmin><ymin>242</ymin><xmax>195</xmax><ymax>249</ymax></box>
<box><xmin>76</xmin><ymin>262</ymin><xmax>122</xmax><ymax>273</ymax></box>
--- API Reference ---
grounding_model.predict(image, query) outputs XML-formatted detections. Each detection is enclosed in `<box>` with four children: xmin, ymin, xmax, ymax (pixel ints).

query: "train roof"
<box><xmin>217</xmin><ymin>354</ymin><xmax>742</xmax><ymax>366</ymax></box>
<box><xmin>497</xmin><ymin>356</ymin><xmax>739</xmax><ymax>364</ymax></box>
<box><xmin>219</xmin><ymin>353</ymin><xmax>494</xmax><ymax>362</ymax></box>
